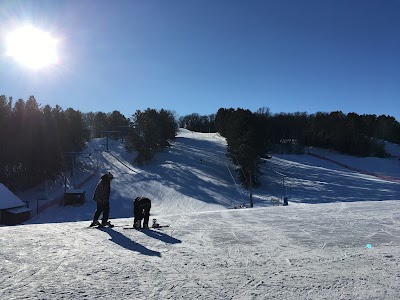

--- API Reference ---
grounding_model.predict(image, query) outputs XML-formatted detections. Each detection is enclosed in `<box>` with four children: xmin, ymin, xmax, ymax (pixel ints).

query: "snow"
<box><xmin>262</xmin><ymin>154</ymin><xmax>399</xmax><ymax>204</ymax></box>
<box><xmin>384</xmin><ymin>141</ymin><xmax>400</xmax><ymax>157</ymax></box>
<box><xmin>0</xmin><ymin>183</ymin><xmax>26</xmax><ymax>210</ymax></box>
<box><xmin>4</xmin><ymin>206</ymin><xmax>31</xmax><ymax>214</ymax></box>
<box><xmin>1</xmin><ymin>129</ymin><xmax>400</xmax><ymax>299</ymax></box>
<box><xmin>307</xmin><ymin>146</ymin><xmax>400</xmax><ymax>180</ymax></box>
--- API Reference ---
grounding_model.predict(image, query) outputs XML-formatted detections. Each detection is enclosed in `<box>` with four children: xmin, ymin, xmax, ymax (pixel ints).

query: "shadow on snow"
<box><xmin>98</xmin><ymin>227</ymin><xmax>166</xmax><ymax>257</ymax></box>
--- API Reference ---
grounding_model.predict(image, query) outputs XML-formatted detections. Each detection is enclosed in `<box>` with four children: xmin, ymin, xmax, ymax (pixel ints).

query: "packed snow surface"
<box><xmin>1</xmin><ymin>129</ymin><xmax>400</xmax><ymax>299</ymax></box>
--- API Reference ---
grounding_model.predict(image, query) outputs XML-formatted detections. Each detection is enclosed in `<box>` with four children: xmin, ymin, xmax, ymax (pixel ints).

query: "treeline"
<box><xmin>0</xmin><ymin>96</ymin><xmax>89</xmax><ymax>190</ymax></box>
<box><xmin>81</xmin><ymin>109</ymin><xmax>178</xmax><ymax>164</ymax></box>
<box><xmin>182</xmin><ymin>108</ymin><xmax>400</xmax><ymax>156</ymax></box>
<box><xmin>0</xmin><ymin>95</ymin><xmax>178</xmax><ymax>191</ymax></box>
<box><xmin>215</xmin><ymin>108</ymin><xmax>267</xmax><ymax>189</ymax></box>
<box><xmin>125</xmin><ymin>108</ymin><xmax>178</xmax><ymax>165</ymax></box>
<box><xmin>178</xmin><ymin>113</ymin><xmax>216</xmax><ymax>133</ymax></box>
<box><xmin>259</xmin><ymin>110</ymin><xmax>400</xmax><ymax>156</ymax></box>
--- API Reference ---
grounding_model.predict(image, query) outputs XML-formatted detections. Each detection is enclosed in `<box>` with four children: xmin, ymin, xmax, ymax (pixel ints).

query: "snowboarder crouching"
<box><xmin>90</xmin><ymin>172</ymin><xmax>114</xmax><ymax>227</ymax></box>
<box><xmin>133</xmin><ymin>197</ymin><xmax>151</xmax><ymax>229</ymax></box>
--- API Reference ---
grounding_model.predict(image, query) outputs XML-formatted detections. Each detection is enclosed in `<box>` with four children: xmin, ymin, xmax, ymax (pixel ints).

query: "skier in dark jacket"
<box><xmin>90</xmin><ymin>172</ymin><xmax>114</xmax><ymax>227</ymax></box>
<box><xmin>133</xmin><ymin>197</ymin><xmax>151</xmax><ymax>229</ymax></box>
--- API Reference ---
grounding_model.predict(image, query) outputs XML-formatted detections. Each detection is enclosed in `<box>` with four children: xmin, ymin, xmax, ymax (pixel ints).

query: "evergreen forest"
<box><xmin>1</xmin><ymin>94</ymin><xmax>399</xmax><ymax>191</ymax></box>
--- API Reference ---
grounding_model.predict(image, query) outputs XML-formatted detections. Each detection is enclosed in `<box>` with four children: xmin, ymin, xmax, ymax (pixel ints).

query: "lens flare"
<box><xmin>5</xmin><ymin>25</ymin><xmax>59</xmax><ymax>70</ymax></box>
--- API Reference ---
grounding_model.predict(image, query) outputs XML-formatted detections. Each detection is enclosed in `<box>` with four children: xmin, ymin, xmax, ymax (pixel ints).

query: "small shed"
<box><xmin>2</xmin><ymin>206</ymin><xmax>32</xmax><ymax>225</ymax></box>
<box><xmin>63</xmin><ymin>189</ymin><xmax>86</xmax><ymax>206</ymax></box>
<box><xmin>0</xmin><ymin>183</ymin><xmax>31</xmax><ymax>225</ymax></box>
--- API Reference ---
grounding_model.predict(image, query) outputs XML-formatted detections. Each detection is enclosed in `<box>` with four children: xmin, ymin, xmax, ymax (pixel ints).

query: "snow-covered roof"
<box><xmin>0</xmin><ymin>183</ymin><xmax>26</xmax><ymax>210</ymax></box>
<box><xmin>5</xmin><ymin>206</ymin><xmax>31</xmax><ymax>214</ymax></box>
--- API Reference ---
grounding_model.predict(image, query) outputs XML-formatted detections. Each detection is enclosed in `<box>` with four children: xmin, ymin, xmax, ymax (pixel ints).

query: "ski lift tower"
<box><xmin>64</xmin><ymin>151</ymin><xmax>92</xmax><ymax>187</ymax></box>
<box><xmin>61</xmin><ymin>151</ymin><xmax>93</xmax><ymax>206</ymax></box>
<box><xmin>101</xmin><ymin>130</ymin><xmax>120</xmax><ymax>152</ymax></box>
<box><xmin>114</xmin><ymin>125</ymin><xmax>132</xmax><ymax>142</ymax></box>
<box><xmin>272</xmin><ymin>169</ymin><xmax>288</xmax><ymax>205</ymax></box>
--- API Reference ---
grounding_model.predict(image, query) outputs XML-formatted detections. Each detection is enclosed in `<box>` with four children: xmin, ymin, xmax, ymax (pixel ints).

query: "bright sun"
<box><xmin>6</xmin><ymin>25</ymin><xmax>59</xmax><ymax>70</ymax></box>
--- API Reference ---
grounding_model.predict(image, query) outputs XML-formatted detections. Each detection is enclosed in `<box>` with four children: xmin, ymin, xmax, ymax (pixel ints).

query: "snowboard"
<box><xmin>152</xmin><ymin>224</ymin><xmax>170</xmax><ymax>229</ymax></box>
<box><xmin>87</xmin><ymin>224</ymin><xmax>115</xmax><ymax>229</ymax></box>
<box><xmin>122</xmin><ymin>218</ymin><xmax>169</xmax><ymax>230</ymax></box>
<box><xmin>123</xmin><ymin>224</ymin><xmax>170</xmax><ymax>230</ymax></box>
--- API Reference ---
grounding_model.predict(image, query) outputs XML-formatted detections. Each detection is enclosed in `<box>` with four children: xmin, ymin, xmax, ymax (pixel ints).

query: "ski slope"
<box><xmin>1</xmin><ymin>129</ymin><xmax>400</xmax><ymax>299</ymax></box>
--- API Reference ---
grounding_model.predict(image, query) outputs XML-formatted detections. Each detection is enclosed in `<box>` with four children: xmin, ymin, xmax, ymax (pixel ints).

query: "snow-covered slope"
<box><xmin>1</xmin><ymin>129</ymin><xmax>400</xmax><ymax>299</ymax></box>
<box><xmin>262</xmin><ymin>153</ymin><xmax>400</xmax><ymax>204</ymax></box>
<box><xmin>26</xmin><ymin>129</ymin><xmax>250</xmax><ymax>224</ymax></box>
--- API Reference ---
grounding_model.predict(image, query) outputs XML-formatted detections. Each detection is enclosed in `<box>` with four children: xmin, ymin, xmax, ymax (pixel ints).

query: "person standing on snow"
<box><xmin>133</xmin><ymin>197</ymin><xmax>151</xmax><ymax>229</ymax></box>
<box><xmin>90</xmin><ymin>172</ymin><xmax>114</xmax><ymax>227</ymax></box>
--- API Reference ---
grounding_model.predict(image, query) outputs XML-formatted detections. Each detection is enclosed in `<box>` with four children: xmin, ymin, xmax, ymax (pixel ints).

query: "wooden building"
<box><xmin>0</xmin><ymin>183</ymin><xmax>31</xmax><ymax>225</ymax></box>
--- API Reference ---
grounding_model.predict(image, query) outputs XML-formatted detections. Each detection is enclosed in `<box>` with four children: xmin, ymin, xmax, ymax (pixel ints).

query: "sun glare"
<box><xmin>5</xmin><ymin>25</ymin><xmax>59</xmax><ymax>70</ymax></box>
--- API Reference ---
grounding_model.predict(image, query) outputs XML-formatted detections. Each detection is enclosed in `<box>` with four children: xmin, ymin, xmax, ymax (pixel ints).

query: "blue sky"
<box><xmin>1</xmin><ymin>0</ymin><xmax>399</xmax><ymax>121</ymax></box>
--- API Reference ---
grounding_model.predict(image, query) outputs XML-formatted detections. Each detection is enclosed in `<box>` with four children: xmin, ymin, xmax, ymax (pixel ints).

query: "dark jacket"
<box><xmin>134</xmin><ymin>197</ymin><xmax>151</xmax><ymax>218</ymax></box>
<box><xmin>93</xmin><ymin>174</ymin><xmax>111</xmax><ymax>203</ymax></box>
